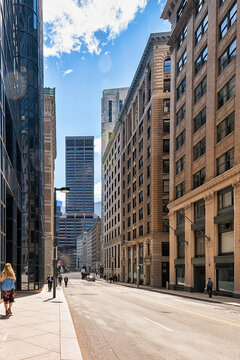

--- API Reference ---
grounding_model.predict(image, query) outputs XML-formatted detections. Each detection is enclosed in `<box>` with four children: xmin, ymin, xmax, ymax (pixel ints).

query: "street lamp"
<box><xmin>53</xmin><ymin>186</ymin><xmax>70</xmax><ymax>298</ymax></box>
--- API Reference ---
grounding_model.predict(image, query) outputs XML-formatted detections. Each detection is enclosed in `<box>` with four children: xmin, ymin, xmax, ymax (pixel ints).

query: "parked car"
<box><xmin>86</xmin><ymin>275</ymin><xmax>95</xmax><ymax>282</ymax></box>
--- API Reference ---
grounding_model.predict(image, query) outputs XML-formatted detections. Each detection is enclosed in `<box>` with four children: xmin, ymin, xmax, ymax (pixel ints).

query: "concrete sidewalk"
<box><xmin>114</xmin><ymin>281</ymin><xmax>240</xmax><ymax>307</ymax></box>
<box><xmin>0</xmin><ymin>285</ymin><xmax>82</xmax><ymax>360</ymax></box>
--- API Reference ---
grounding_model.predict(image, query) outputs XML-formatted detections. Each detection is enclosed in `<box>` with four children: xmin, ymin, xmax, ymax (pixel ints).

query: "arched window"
<box><xmin>164</xmin><ymin>58</ymin><xmax>171</xmax><ymax>72</ymax></box>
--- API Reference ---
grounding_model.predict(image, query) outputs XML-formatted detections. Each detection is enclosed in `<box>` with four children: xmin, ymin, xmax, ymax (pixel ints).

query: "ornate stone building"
<box><xmin>162</xmin><ymin>0</ymin><xmax>240</xmax><ymax>296</ymax></box>
<box><xmin>44</xmin><ymin>88</ymin><xmax>56</xmax><ymax>280</ymax></box>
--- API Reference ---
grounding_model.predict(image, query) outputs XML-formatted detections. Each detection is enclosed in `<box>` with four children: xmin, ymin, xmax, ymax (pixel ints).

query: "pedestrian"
<box><xmin>103</xmin><ymin>275</ymin><xmax>106</xmax><ymax>280</ymax></box>
<box><xmin>64</xmin><ymin>276</ymin><xmax>68</xmax><ymax>287</ymax></box>
<box><xmin>109</xmin><ymin>276</ymin><xmax>113</xmax><ymax>284</ymax></box>
<box><xmin>114</xmin><ymin>274</ymin><xmax>117</xmax><ymax>283</ymax></box>
<box><xmin>0</xmin><ymin>263</ymin><xmax>16</xmax><ymax>316</ymax></box>
<box><xmin>47</xmin><ymin>274</ymin><xmax>53</xmax><ymax>291</ymax></box>
<box><xmin>207</xmin><ymin>277</ymin><xmax>213</xmax><ymax>298</ymax></box>
<box><xmin>58</xmin><ymin>274</ymin><xmax>63</xmax><ymax>286</ymax></box>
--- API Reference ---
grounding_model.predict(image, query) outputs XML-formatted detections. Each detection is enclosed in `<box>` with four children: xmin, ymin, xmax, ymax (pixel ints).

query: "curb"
<box><xmin>114</xmin><ymin>282</ymin><xmax>240</xmax><ymax>307</ymax></box>
<box><xmin>59</xmin><ymin>287</ymin><xmax>83</xmax><ymax>360</ymax></box>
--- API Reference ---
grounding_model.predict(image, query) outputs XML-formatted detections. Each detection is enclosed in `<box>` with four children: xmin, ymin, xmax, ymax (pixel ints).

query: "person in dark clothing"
<box><xmin>109</xmin><ymin>277</ymin><xmax>113</xmax><ymax>283</ymax></box>
<box><xmin>113</xmin><ymin>274</ymin><xmax>117</xmax><ymax>283</ymax></box>
<box><xmin>58</xmin><ymin>274</ymin><xmax>63</xmax><ymax>286</ymax></box>
<box><xmin>64</xmin><ymin>276</ymin><xmax>68</xmax><ymax>287</ymax></box>
<box><xmin>47</xmin><ymin>275</ymin><xmax>53</xmax><ymax>292</ymax></box>
<box><xmin>207</xmin><ymin>278</ymin><xmax>213</xmax><ymax>298</ymax></box>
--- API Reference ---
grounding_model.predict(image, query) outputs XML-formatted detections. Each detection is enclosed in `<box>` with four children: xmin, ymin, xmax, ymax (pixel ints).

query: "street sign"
<box><xmin>139</xmin><ymin>264</ymin><xmax>144</xmax><ymax>266</ymax></box>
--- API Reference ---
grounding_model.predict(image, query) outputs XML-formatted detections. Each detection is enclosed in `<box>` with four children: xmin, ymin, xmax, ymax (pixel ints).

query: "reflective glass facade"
<box><xmin>18</xmin><ymin>0</ymin><xmax>44</xmax><ymax>290</ymax></box>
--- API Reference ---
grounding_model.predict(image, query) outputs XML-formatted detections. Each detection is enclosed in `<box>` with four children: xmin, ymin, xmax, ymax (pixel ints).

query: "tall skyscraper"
<box><xmin>66</xmin><ymin>136</ymin><xmax>94</xmax><ymax>213</ymax></box>
<box><xmin>58</xmin><ymin>137</ymin><xmax>96</xmax><ymax>254</ymax></box>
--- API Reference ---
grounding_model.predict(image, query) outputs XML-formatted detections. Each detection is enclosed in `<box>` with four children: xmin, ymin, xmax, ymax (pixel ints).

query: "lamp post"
<box><xmin>53</xmin><ymin>187</ymin><xmax>70</xmax><ymax>298</ymax></box>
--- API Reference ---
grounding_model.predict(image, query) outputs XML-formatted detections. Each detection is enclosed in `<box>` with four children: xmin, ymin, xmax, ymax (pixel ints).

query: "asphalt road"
<box><xmin>64</xmin><ymin>272</ymin><xmax>240</xmax><ymax>360</ymax></box>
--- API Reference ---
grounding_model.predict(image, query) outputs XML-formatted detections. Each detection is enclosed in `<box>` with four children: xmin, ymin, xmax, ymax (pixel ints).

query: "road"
<box><xmin>63</xmin><ymin>273</ymin><xmax>240</xmax><ymax>360</ymax></box>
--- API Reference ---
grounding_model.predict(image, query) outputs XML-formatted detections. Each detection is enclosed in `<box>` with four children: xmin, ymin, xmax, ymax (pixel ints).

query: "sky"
<box><xmin>43</xmin><ymin>0</ymin><xmax>170</xmax><ymax>204</ymax></box>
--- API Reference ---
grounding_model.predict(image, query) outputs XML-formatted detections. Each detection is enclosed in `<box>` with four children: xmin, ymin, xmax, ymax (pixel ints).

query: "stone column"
<box><xmin>233</xmin><ymin>180</ymin><xmax>240</xmax><ymax>297</ymax></box>
<box><xmin>204</xmin><ymin>192</ymin><xmax>216</xmax><ymax>289</ymax></box>
<box><xmin>136</xmin><ymin>244</ymin><xmax>140</xmax><ymax>286</ymax></box>
<box><xmin>169</xmin><ymin>211</ymin><xmax>176</xmax><ymax>288</ymax></box>
<box><xmin>184</xmin><ymin>203</ymin><xmax>194</xmax><ymax>290</ymax></box>
<box><xmin>143</xmin><ymin>241</ymin><xmax>147</xmax><ymax>285</ymax></box>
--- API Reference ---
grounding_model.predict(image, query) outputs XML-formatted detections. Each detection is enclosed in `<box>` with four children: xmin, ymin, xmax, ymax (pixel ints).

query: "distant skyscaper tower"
<box><xmin>58</xmin><ymin>136</ymin><xmax>96</xmax><ymax>253</ymax></box>
<box><xmin>66</xmin><ymin>136</ymin><xmax>94</xmax><ymax>213</ymax></box>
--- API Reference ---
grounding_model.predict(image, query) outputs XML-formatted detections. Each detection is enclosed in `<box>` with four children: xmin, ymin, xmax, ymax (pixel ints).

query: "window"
<box><xmin>147</xmin><ymin>127</ymin><xmax>151</xmax><ymax>140</ymax></box>
<box><xmin>139</xmin><ymin>225</ymin><xmax>143</xmax><ymax>236</ymax></box>
<box><xmin>177</xmin><ymin>24</ymin><xmax>187</xmax><ymax>49</ymax></box>
<box><xmin>133</xmin><ymin>133</ymin><xmax>137</xmax><ymax>145</ymax></box>
<box><xmin>177</xmin><ymin>49</ymin><xmax>187</xmax><ymax>74</ymax></box>
<box><xmin>133</xmin><ymin>213</ymin><xmax>136</xmax><ymax>224</ymax></box>
<box><xmin>128</xmin><ymin>232</ymin><xmax>131</xmax><ymax>241</ymax></box>
<box><xmin>139</xmin><ymin>174</ymin><xmax>143</xmax><ymax>186</ymax></box>
<box><xmin>163</xmin><ymin>199</ymin><xmax>169</xmax><ymax>213</ymax></box>
<box><xmin>163</xmin><ymin>99</ymin><xmax>170</xmax><ymax>113</ymax></box>
<box><xmin>176</xmin><ymin>77</ymin><xmax>186</xmax><ymax>100</ymax></box>
<box><xmin>128</xmin><ymin>187</ymin><xmax>131</xmax><ymax>198</ymax></box>
<box><xmin>162</xmin><ymin>242</ymin><xmax>169</xmax><ymax>256</ymax></box>
<box><xmin>148</xmin><ymin>107</ymin><xmax>151</xmax><ymax>121</ymax></box>
<box><xmin>163</xmin><ymin>180</ymin><xmax>169</xmax><ymax>193</ymax></box>
<box><xmin>133</xmin><ymin>229</ymin><xmax>136</xmax><ymax>239</ymax></box>
<box><xmin>195</xmin><ymin>46</ymin><xmax>207</xmax><ymax>75</ymax></box>
<box><xmin>139</xmin><ymin>156</ymin><xmax>143</xmax><ymax>169</ymax></box>
<box><xmin>218</xmin><ymin>187</ymin><xmax>233</xmax><ymax>212</ymax></box>
<box><xmin>193</xmin><ymin>137</ymin><xmax>206</xmax><ymax>161</ymax></box>
<box><xmin>163</xmin><ymin>139</ymin><xmax>170</xmax><ymax>153</ymax></box>
<box><xmin>217</xmin><ymin>112</ymin><xmax>234</xmax><ymax>142</ymax></box>
<box><xmin>219</xmin><ymin>222</ymin><xmax>234</xmax><ymax>254</ymax></box>
<box><xmin>193</xmin><ymin>168</ymin><xmax>205</xmax><ymax>189</ymax></box>
<box><xmin>216</xmin><ymin>148</ymin><xmax>234</xmax><ymax>175</ymax></box>
<box><xmin>194</xmin><ymin>76</ymin><xmax>207</xmax><ymax>104</ymax></box>
<box><xmin>163</xmin><ymin>159</ymin><xmax>169</xmax><ymax>173</ymax></box>
<box><xmin>108</xmin><ymin>100</ymin><xmax>112</xmax><ymax>122</ymax></box>
<box><xmin>195</xmin><ymin>0</ymin><xmax>205</xmax><ymax>16</ymax></box>
<box><xmin>139</xmin><ymin>121</ymin><xmax>143</xmax><ymax>135</ymax></box>
<box><xmin>195</xmin><ymin>230</ymin><xmax>205</xmax><ymax>257</ymax></box>
<box><xmin>147</xmin><ymin>203</ymin><xmax>151</xmax><ymax>216</ymax></box>
<box><xmin>219</xmin><ymin>2</ymin><xmax>237</xmax><ymax>41</ymax></box>
<box><xmin>176</xmin><ymin>156</ymin><xmax>185</xmax><ymax>175</ymax></box>
<box><xmin>119</xmin><ymin>100</ymin><xmax>123</xmax><ymax>112</ymax></box>
<box><xmin>176</xmin><ymin>130</ymin><xmax>185</xmax><ymax>151</ymax></box>
<box><xmin>218</xmin><ymin>38</ymin><xmax>236</xmax><ymax>75</ymax></box>
<box><xmin>139</xmin><ymin>191</ymin><xmax>143</xmax><ymax>203</ymax></box>
<box><xmin>219</xmin><ymin>0</ymin><xmax>225</xmax><ymax>6</ymax></box>
<box><xmin>177</xmin><ymin>235</ymin><xmax>185</xmax><ymax>259</ymax></box>
<box><xmin>164</xmin><ymin>79</ymin><xmax>171</xmax><ymax>92</ymax></box>
<box><xmin>218</xmin><ymin>76</ymin><xmax>235</xmax><ymax>109</ymax></box>
<box><xmin>147</xmin><ymin>146</ymin><xmax>151</xmax><ymax>159</ymax></box>
<box><xmin>176</xmin><ymin>103</ymin><xmax>186</xmax><ymax>125</ymax></box>
<box><xmin>195</xmin><ymin>13</ymin><xmax>208</xmax><ymax>45</ymax></box>
<box><xmin>194</xmin><ymin>107</ymin><xmax>206</xmax><ymax>133</ymax></box>
<box><xmin>133</xmin><ymin>181</ymin><xmax>136</xmax><ymax>192</ymax></box>
<box><xmin>147</xmin><ymin>184</ymin><xmax>151</xmax><ymax>197</ymax></box>
<box><xmin>176</xmin><ymin>0</ymin><xmax>187</xmax><ymax>22</ymax></box>
<box><xmin>139</xmin><ymin>138</ymin><xmax>143</xmax><ymax>152</ymax></box>
<box><xmin>127</xmin><ymin>202</ymin><xmax>131</xmax><ymax>213</ymax></box>
<box><xmin>147</xmin><ymin>222</ymin><xmax>151</xmax><ymax>234</ymax></box>
<box><xmin>147</xmin><ymin>165</ymin><xmax>151</xmax><ymax>178</ymax></box>
<box><xmin>128</xmin><ymin>217</ymin><xmax>131</xmax><ymax>227</ymax></box>
<box><xmin>163</xmin><ymin>120</ymin><xmax>170</xmax><ymax>133</ymax></box>
<box><xmin>164</xmin><ymin>59</ymin><xmax>171</xmax><ymax>72</ymax></box>
<box><xmin>194</xmin><ymin>199</ymin><xmax>205</xmax><ymax>221</ymax></box>
<box><xmin>133</xmin><ymin>149</ymin><xmax>136</xmax><ymax>161</ymax></box>
<box><xmin>139</xmin><ymin>208</ymin><xmax>143</xmax><ymax>220</ymax></box>
<box><xmin>176</xmin><ymin>182</ymin><xmax>185</xmax><ymax>199</ymax></box>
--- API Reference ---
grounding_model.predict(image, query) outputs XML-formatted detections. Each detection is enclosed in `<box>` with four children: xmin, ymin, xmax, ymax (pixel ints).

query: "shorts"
<box><xmin>1</xmin><ymin>289</ymin><xmax>15</xmax><ymax>304</ymax></box>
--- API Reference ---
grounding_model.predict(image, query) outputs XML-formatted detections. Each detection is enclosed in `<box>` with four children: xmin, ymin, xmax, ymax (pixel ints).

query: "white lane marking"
<box><xmin>144</xmin><ymin>317</ymin><xmax>173</xmax><ymax>332</ymax></box>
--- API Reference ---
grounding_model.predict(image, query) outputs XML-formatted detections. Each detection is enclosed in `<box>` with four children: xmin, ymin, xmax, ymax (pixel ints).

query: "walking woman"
<box><xmin>0</xmin><ymin>263</ymin><xmax>16</xmax><ymax>315</ymax></box>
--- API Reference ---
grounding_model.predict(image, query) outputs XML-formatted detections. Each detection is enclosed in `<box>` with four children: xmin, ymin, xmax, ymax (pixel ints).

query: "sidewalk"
<box><xmin>115</xmin><ymin>281</ymin><xmax>240</xmax><ymax>307</ymax></box>
<box><xmin>0</xmin><ymin>285</ymin><xmax>82</xmax><ymax>360</ymax></box>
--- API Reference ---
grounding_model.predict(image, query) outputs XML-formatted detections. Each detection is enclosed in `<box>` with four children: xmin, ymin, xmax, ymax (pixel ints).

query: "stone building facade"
<box><xmin>162</xmin><ymin>0</ymin><xmax>240</xmax><ymax>296</ymax></box>
<box><xmin>44</xmin><ymin>88</ymin><xmax>56</xmax><ymax>280</ymax></box>
<box><xmin>103</xmin><ymin>125</ymin><xmax>123</xmax><ymax>280</ymax></box>
<box><xmin>120</xmin><ymin>33</ymin><xmax>171</xmax><ymax>288</ymax></box>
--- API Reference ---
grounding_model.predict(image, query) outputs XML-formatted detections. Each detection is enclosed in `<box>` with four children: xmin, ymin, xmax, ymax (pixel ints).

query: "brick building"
<box><xmin>162</xmin><ymin>0</ymin><xmax>240</xmax><ymax>296</ymax></box>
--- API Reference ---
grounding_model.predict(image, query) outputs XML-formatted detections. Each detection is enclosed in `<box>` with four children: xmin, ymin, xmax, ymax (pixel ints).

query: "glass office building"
<box><xmin>18</xmin><ymin>0</ymin><xmax>44</xmax><ymax>290</ymax></box>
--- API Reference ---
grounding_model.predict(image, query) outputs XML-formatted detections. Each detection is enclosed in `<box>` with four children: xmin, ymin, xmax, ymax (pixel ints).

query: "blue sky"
<box><xmin>43</xmin><ymin>0</ymin><xmax>170</xmax><ymax>203</ymax></box>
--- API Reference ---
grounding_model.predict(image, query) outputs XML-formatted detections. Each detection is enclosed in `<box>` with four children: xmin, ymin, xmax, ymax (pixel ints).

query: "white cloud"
<box><xmin>94</xmin><ymin>181</ymin><xmax>102</xmax><ymax>202</ymax></box>
<box><xmin>43</xmin><ymin>0</ymin><xmax>148</xmax><ymax>57</ymax></box>
<box><xmin>63</xmin><ymin>69</ymin><xmax>73</xmax><ymax>76</ymax></box>
<box><xmin>94</xmin><ymin>137</ymin><xmax>101</xmax><ymax>154</ymax></box>
<box><xmin>105</xmin><ymin>51</ymin><xmax>110</xmax><ymax>55</ymax></box>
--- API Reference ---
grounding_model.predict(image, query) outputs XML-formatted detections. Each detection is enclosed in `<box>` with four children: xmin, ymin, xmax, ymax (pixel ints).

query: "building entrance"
<box><xmin>194</xmin><ymin>266</ymin><xmax>205</xmax><ymax>292</ymax></box>
<box><xmin>162</xmin><ymin>262</ymin><xmax>169</xmax><ymax>288</ymax></box>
